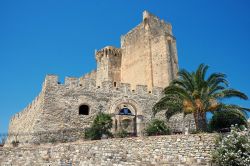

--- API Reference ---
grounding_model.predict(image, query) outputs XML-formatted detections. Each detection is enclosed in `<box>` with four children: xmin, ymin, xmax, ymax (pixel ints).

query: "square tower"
<box><xmin>121</xmin><ymin>11</ymin><xmax>178</xmax><ymax>90</ymax></box>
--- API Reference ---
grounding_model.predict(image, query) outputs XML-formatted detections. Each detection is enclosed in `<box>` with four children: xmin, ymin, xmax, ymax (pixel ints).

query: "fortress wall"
<box><xmin>31</xmin><ymin>76</ymin><xmax>112</xmax><ymax>135</ymax></box>
<box><xmin>9</xmin><ymin>70</ymin><xmax>162</xmax><ymax>137</ymax></box>
<box><xmin>9</xmin><ymin>90</ymin><xmax>45</xmax><ymax>130</ymax></box>
<box><xmin>7</xmin><ymin>74</ymin><xmax>161</xmax><ymax>143</ymax></box>
<box><xmin>0</xmin><ymin>134</ymin><xmax>216</xmax><ymax>166</ymax></box>
<box><xmin>7</xmin><ymin>67</ymin><xmax>164</xmax><ymax>143</ymax></box>
<box><xmin>7</xmin><ymin>91</ymin><xmax>45</xmax><ymax>145</ymax></box>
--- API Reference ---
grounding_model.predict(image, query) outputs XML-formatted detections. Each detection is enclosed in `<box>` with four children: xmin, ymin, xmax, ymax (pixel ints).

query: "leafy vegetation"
<box><xmin>153</xmin><ymin>64</ymin><xmax>249</xmax><ymax>131</ymax></box>
<box><xmin>11</xmin><ymin>140</ymin><xmax>19</xmax><ymax>147</ymax></box>
<box><xmin>114</xmin><ymin>129</ymin><xmax>129</xmax><ymax>138</ymax></box>
<box><xmin>144</xmin><ymin>119</ymin><xmax>170</xmax><ymax>136</ymax></box>
<box><xmin>212</xmin><ymin>125</ymin><xmax>250</xmax><ymax>166</ymax></box>
<box><xmin>84</xmin><ymin>112</ymin><xmax>113</xmax><ymax>140</ymax></box>
<box><xmin>209</xmin><ymin>109</ymin><xmax>248</xmax><ymax>132</ymax></box>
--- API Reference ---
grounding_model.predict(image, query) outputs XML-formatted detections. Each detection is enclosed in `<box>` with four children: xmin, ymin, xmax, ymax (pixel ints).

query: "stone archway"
<box><xmin>109</xmin><ymin>99</ymin><xmax>144</xmax><ymax>136</ymax></box>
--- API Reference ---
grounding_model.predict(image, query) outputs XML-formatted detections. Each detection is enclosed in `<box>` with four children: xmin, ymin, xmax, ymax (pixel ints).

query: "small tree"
<box><xmin>85</xmin><ymin>113</ymin><xmax>113</xmax><ymax>140</ymax></box>
<box><xmin>209</xmin><ymin>109</ymin><xmax>248</xmax><ymax>132</ymax></box>
<box><xmin>212</xmin><ymin>125</ymin><xmax>250</xmax><ymax>166</ymax></box>
<box><xmin>144</xmin><ymin>119</ymin><xmax>170</xmax><ymax>136</ymax></box>
<box><xmin>153</xmin><ymin>64</ymin><xmax>249</xmax><ymax>132</ymax></box>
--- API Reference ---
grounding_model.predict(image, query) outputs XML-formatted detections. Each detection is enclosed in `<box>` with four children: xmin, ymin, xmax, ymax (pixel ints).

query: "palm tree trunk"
<box><xmin>193</xmin><ymin>111</ymin><xmax>199</xmax><ymax>131</ymax></box>
<box><xmin>198</xmin><ymin>111</ymin><xmax>207</xmax><ymax>131</ymax></box>
<box><xmin>193</xmin><ymin>110</ymin><xmax>207</xmax><ymax>132</ymax></box>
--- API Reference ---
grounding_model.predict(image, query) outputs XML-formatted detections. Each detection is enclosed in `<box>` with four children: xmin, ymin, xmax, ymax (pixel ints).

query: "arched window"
<box><xmin>79</xmin><ymin>105</ymin><xmax>89</xmax><ymax>115</ymax></box>
<box><xmin>119</xmin><ymin>108</ymin><xmax>132</xmax><ymax>115</ymax></box>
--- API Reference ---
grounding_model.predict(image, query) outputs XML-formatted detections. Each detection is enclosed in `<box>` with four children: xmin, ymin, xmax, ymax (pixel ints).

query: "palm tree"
<box><xmin>153</xmin><ymin>64</ymin><xmax>249</xmax><ymax>131</ymax></box>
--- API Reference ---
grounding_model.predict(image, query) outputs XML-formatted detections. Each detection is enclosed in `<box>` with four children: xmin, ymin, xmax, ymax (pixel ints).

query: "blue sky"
<box><xmin>0</xmin><ymin>0</ymin><xmax>250</xmax><ymax>133</ymax></box>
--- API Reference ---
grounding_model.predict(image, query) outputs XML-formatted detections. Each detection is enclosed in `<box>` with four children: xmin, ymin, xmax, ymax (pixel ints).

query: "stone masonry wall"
<box><xmin>8</xmin><ymin>74</ymin><xmax>163</xmax><ymax>144</ymax></box>
<box><xmin>6</xmin><ymin>89</ymin><xmax>46</xmax><ymax>144</ymax></box>
<box><xmin>0</xmin><ymin>134</ymin><xmax>217</xmax><ymax>166</ymax></box>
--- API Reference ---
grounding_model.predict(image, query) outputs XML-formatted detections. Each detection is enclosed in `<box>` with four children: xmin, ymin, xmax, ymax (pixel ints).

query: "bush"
<box><xmin>212</xmin><ymin>125</ymin><xmax>250</xmax><ymax>166</ymax></box>
<box><xmin>144</xmin><ymin>119</ymin><xmax>170</xmax><ymax>136</ymax></box>
<box><xmin>84</xmin><ymin>113</ymin><xmax>113</xmax><ymax>140</ymax></box>
<box><xmin>115</xmin><ymin>129</ymin><xmax>129</xmax><ymax>138</ymax></box>
<box><xmin>209</xmin><ymin>110</ymin><xmax>247</xmax><ymax>132</ymax></box>
<box><xmin>11</xmin><ymin>140</ymin><xmax>19</xmax><ymax>147</ymax></box>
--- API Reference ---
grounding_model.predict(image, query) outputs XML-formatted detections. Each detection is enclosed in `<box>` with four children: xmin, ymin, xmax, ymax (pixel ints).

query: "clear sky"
<box><xmin>0</xmin><ymin>0</ymin><xmax>250</xmax><ymax>133</ymax></box>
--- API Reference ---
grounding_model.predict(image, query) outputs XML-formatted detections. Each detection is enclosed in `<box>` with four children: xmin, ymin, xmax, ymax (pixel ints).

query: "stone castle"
<box><xmin>8</xmin><ymin>11</ymin><xmax>180</xmax><ymax>143</ymax></box>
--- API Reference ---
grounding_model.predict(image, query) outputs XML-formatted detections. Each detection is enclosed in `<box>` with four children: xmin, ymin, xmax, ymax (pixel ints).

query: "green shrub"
<box><xmin>212</xmin><ymin>125</ymin><xmax>250</xmax><ymax>166</ymax></box>
<box><xmin>11</xmin><ymin>140</ymin><xmax>19</xmax><ymax>147</ymax></box>
<box><xmin>115</xmin><ymin>129</ymin><xmax>129</xmax><ymax>138</ymax></box>
<box><xmin>84</xmin><ymin>113</ymin><xmax>113</xmax><ymax>140</ymax></box>
<box><xmin>144</xmin><ymin>119</ymin><xmax>170</xmax><ymax>136</ymax></box>
<box><xmin>48</xmin><ymin>137</ymin><xmax>57</xmax><ymax>144</ymax></box>
<box><xmin>209</xmin><ymin>110</ymin><xmax>247</xmax><ymax>132</ymax></box>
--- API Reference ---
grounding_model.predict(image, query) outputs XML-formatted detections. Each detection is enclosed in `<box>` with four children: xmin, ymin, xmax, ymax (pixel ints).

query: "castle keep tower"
<box><xmin>121</xmin><ymin>11</ymin><xmax>178</xmax><ymax>90</ymax></box>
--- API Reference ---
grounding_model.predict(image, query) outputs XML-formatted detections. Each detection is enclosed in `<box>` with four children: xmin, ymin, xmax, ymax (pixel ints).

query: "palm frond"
<box><xmin>218</xmin><ymin>103</ymin><xmax>250</xmax><ymax>112</ymax></box>
<box><xmin>153</xmin><ymin>95</ymin><xmax>182</xmax><ymax>116</ymax></box>
<box><xmin>208</xmin><ymin>85</ymin><xmax>225</xmax><ymax>95</ymax></box>
<box><xmin>164</xmin><ymin>85</ymin><xmax>193</xmax><ymax>101</ymax></box>
<box><xmin>217</xmin><ymin>103</ymin><xmax>250</xmax><ymax>117</ymax></box>
<box><xmin>171</xmin><ymin>79</ymin><xmax>189</xmax><ymax>89</ymax></box>
<box><xmin>201</xmin><ymin>64</ymin><xmax>209</xmax><ymax>81</ymax></box>
<box><xmin>177</xmin><ymin>69</ymin><xmax>195</xmax><ymax>91</ymax></box>
<box><xmin>207</xmin><ymin>73</ymin><xmax>228</xmax><ymax>87</ymax></box>
<box><xmin>213</xmin><ymin>89</ymin><xmax>248</xmax><ymax>100</ymax></box>
<box><xmin>208</xmin><ymin>78</ymin><xmax>229</xmax><ymax>88</ymax></box>
<box><xmin>195</xmin><ymin>64</ymin><xmax>208</xmax><ymax>90</ymax></box>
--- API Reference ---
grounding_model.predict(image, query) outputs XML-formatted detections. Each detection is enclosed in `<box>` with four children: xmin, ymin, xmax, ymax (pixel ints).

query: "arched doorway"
<box><xmin>113</xmin><ymin>104</ymin><xmax>137</xmax><ymax>136</ymax></box>
<box><xmin>110</xmin><ymin>99</ymin><xmax>144</xmax><ymax>136</ymax></box>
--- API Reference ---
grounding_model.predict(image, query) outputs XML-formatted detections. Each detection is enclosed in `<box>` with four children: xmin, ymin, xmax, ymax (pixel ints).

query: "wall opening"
<box><xmin>114</xmin><ymin>82</ymin><xmax>117</xmax><ymax>87</ymax></box>
<box><xmin>79</xmin><ymin>105</ymin><xmax>89</xmax><ymax>115</ymax></box>
<box><xmin>119</xmin><ymin>108</ymin><xmax>132</xmax><ymax>115</ymax></box>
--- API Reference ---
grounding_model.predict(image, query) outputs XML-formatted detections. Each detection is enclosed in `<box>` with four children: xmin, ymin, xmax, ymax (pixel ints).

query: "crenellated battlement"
<box><xmin>121</xmin><ymin>11</ymin><xmax>173</xmax><ymax>45</ymax></box>
<box><xmin>42</xmin><ymin>74</ymin><xmax>163</xmax><ymax>97</ymax></box>
<box><xmin>11</xmin><ymin>92</ymin><xmax>43</xmax><ymax>122</ymax></box>
<box><xmin>95</xmin><ymin>46</ymin><xmax>122</xmax><ymax>62</ymax></box>
<box><xmin>65</xmin><ymin>77</ymin><xmax>79</xmax><ymax>86</ymax></box>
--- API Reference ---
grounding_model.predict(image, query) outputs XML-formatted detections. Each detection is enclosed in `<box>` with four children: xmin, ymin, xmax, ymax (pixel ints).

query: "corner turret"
<box><xmin>95</xmin><ymin>46</ymin><xmax>122</xmax><ymax>87</ymax></box>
